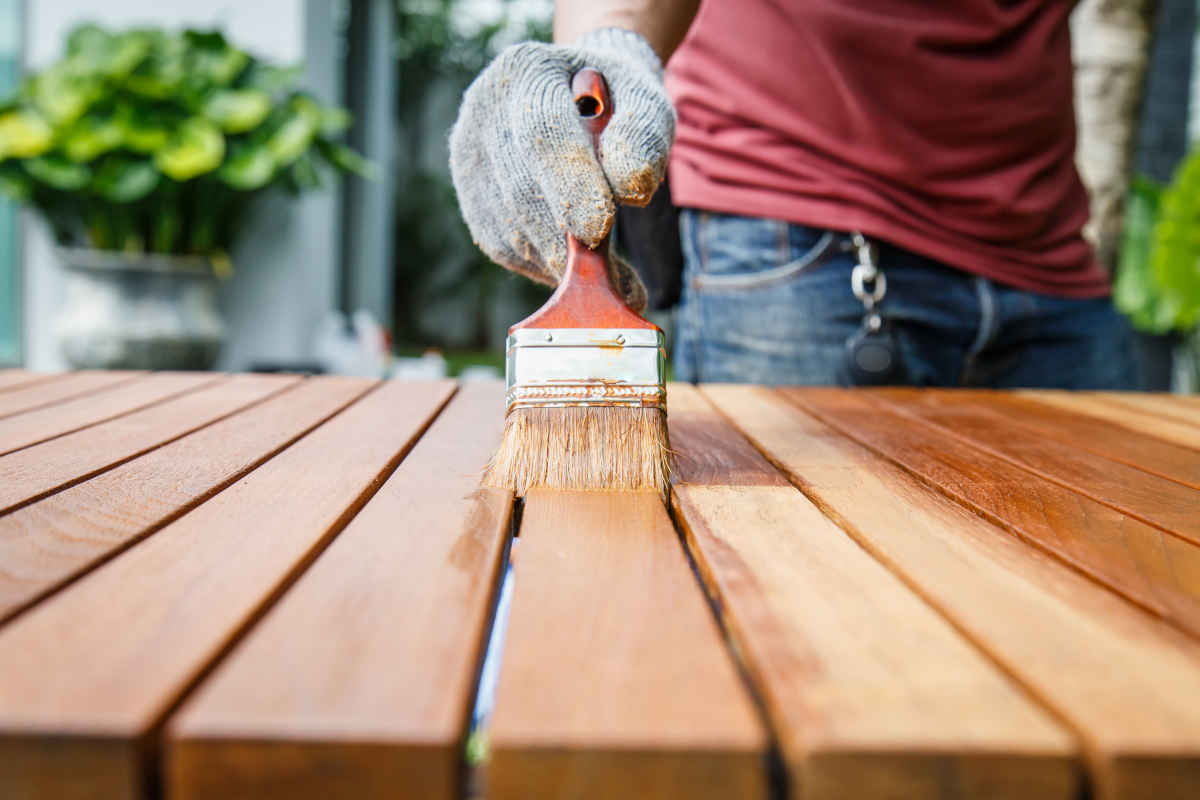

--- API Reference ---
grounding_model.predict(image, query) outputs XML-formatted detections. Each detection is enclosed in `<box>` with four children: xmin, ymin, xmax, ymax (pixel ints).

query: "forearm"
<box><xmin>554</xmin><ymin>0</ymin><xmax>700</xmax><ymax>63</ymax></box>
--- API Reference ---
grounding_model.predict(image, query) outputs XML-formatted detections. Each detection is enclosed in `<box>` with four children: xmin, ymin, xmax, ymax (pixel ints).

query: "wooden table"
<box><xmin>0</xmin><ymin>369</ymin><xmax>1198</xmax><ymax>800</ymax></box>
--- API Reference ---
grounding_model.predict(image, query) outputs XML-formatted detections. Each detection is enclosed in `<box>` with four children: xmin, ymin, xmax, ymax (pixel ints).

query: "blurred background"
<box><xmin>0</xmin><ymin>0</ymin><xmax>1196</xmax><ymax>390</ymax></box>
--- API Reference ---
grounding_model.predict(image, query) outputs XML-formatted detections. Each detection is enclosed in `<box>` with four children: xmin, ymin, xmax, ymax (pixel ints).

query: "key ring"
<box><xmin>850</xmin><ymin>232</ymin><xmax>886</xmax><ymax>309</ymax></box>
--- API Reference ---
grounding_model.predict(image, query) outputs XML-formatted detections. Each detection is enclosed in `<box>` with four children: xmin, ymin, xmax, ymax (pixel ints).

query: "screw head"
<box><xmin>615</xmin><ymin>334</ymin><xmax>626</xmax><ymax>345</ymax></box>
<box><xmin>544</xmin><ymin>332</ymin><xmax>553</xmax><ymax>342</ymax></box>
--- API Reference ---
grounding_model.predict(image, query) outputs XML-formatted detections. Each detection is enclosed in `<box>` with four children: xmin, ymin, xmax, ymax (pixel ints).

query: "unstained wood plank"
<box><xmin>0</xmin><ymin>370</ymin><xmax>217</xmax><ymax>455</ymax></box>
<box><xmin>0</xmin><ymin>370</ymin><xmax>141</xmax><ymax>420</ymax></box>
<box><xmin>0</xmin><ymin>375</ymin><xmax>374</xmax><ymax>624</ymax></box>
<box><xmin>705</xmin><ymin>385</ymin><xmax>1200</xmax><ymax>800</ymax></box>
<box><xmin>0</xmin><ymin>379</ymin><xmax>454</xmax><ymax>799</ymax></box>
<box><xmin>1023</xmin><ymin>390</ymin><xmax>1200</xmax><ymax>451</ymax></box>
<box><xmin>0</xmin><ymin>373</ymin><xmax>293</xmax><ymax>515</ymax></box>
<box><xmin>861</xmin><ymin>389</ymin><xmax>1200</xmax><ymax>546</ymax></box>
<box><xmin>488</xmin><ymin>489</ymin><xmax>767</xmax><ymax>800</ymax></box>
<box><xmin>897</xmin><ymin>390</ymin><xmax>1200</xmax><ymax>491</ymax></box>
<box><xmin>783</xmin><ymin>388</ymin><xmax>1200</xmax><ymax>639</ymax></box>
<box><xmin>167</xmin><ymin>381</ymin><xmax>510</xmax><ymax>800</ymax></box>
<box><xmin>669</xmin><ymin>384</ymin><xmax>1076</xmax><ymax>799</ymax></box>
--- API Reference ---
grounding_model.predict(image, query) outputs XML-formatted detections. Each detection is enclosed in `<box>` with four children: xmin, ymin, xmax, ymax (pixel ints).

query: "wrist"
<box><xmin>573</xmin><ymin>27</ymin><xmax>664</xmax><ymax>78</ymax></box>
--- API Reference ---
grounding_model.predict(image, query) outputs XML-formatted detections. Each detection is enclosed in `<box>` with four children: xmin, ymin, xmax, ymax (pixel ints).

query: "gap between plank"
<box><xmin>696</xmin><ymin>388</ymin><xmax>1099</xmax><ymax>798</ymax></box>
<box><xmin>138</xmin><ymin>380</ymin><xmax>460</xmax><ymax>798</ymax></box>
<box><xmin>663</xmin><ymin>495</ymin><xmax>790</xmax><ymax>800</ymax></box>
<box><xmin>0</xmin><ymin>372</ymin><xmax>225</xmax><ymax>457</ymax></box>
<box><xmin>0</xmin><ymin>377</ymin><xmax>374</xmax><ymax>628</ymax></box>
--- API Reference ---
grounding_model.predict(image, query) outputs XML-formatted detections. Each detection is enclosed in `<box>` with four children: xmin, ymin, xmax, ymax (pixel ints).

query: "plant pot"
<box><xmin>55</xmin><ymin>248</ymin><xmax>224</xmax><ymax>370</ymax></box>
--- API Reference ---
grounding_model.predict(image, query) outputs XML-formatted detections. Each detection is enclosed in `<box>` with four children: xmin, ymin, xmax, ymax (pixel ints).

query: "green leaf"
<box><xmin>92</xmin><ymin>155</ymin><xmax>160</xmax><ymax>202</ymax></box>
<box><xmin>265</xmin><ymin>111</ymin><xmax>316</xmax><ymax>167</ymax></box>
<box><xmin>186</xmin><ymin>30</ymin><xmax>250</xmax><ymax>87</ymax></box>
<box><xmin>317</xmin><ymin>106</ymin><xmax>352</xmax><ymax>138</ymax></box>
<box><xmin>124</xmin><ymin>33</ymin><xmax>188</xmax><ymax>99</ymax></box>
<box><xmin>202</xmin><ymin>88</ymin><xmax>271</xmax><ymax>133</ymax></box>
<box><xmin>288</xmin><ymin>152</ymin><xmax>322</xmax><ymax>190</ymax></box>
<box><xmin>1149</xmin><ymin>150</ymin><xmax>1200</xmax><ymax>331</ymax></box>
<box><xmin>25</xmin><ymin>154</ymin><xmax>92</xmax><ymax>191</ymax></box>
<box><xmin>61</xmin><ymin>114</ymin><xmax>126</xmax><ymax>163</ymax></box>
<box><xmin>218</xmin><ymin>142</ymin><xmax>275</xmax><ymax>190</ymax></box>
<box><xmin>315</xmin><ymin>138</ymin><xmax>375</xmax><ymax>179</ymax></box>
<box><xmin>116</xmin><ymin>103</ymin><xmax>175</xmax><ymax>153</ymax></box>
<box><xmin>154</xmin><ymin>117</ymin><xmax>225</xmax><ymax>180</ymax></box>
<box><xmin>31</xmin><ymin>65</ymin><xmax>103</xmax><ymax>125</ymax></box>
<box><xmin>0</xmin><ymin>109</ymin><xmax>53</xmax><ymax>160</ymax></box>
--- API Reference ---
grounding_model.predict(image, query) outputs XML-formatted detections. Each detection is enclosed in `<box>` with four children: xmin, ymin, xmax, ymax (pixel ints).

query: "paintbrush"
<box><xmin>483</xmin><ymin>67</ymin><xmax>670</xmax><ymax>498</ymax></box>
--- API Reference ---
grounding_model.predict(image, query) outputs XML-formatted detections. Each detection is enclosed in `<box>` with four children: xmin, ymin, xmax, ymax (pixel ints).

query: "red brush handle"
<box><xmin>510</xmin><ymin>68</ymin><xmax>657</xmax><ymax>332</ymax></box>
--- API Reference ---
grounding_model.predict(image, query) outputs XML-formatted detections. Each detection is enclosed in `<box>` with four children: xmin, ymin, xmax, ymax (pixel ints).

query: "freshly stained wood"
<box><xmin>0</xmin><ymin>379</ymin><xmax>454</xmax><ymax>799</ymax></box>
<box><xmin>903</xmin><ymin>390</ymin><xmax>1200</xmax><ymax>491</ymax></box>
<box><xmin>0</xmin><ymin>370</ymin><xmax>141</xmax><ymax>420</ymax></box>
<box><xmin>1086</xmin><ymin>392</ymin><xmax>1200</xmax><ymax>428</ymax></box>
<box><xmin>0</xmin><ymin>376</ymin><xmax>373</xmax><ymax>624</ymax></box>
<box><xmin>864</xmin><ymin>389</ymin><xmax>1200</xmax><ymax>545</ymax></box>
<box><xmin>488</xmin><ymin>489</ymin><xmax>767</xmax><ymax>800</ymax></box>
<box><xmin>0</xmin><ymin>370</ymin><xmax>63</xmax><ymax>394</ymax></box>
<box><xmin>0</xmin><ymin>371</ymin><xmax>216</xmax><ymax>455</ymax></box>
<box><xmin>1024</xmin><ymin>390</ymin><xmax>1200</xmax><ymax>451</ymax></box>
<box><xmin>0</xmin><ymin>373</ymin><xmax>292</xmax><ymax>515</ymax></box>
<box><xmin>167</xmin><ymin>382</ymin><xmax>511</xmax><ymax>800</ymax></box>
<box><xmin>670</xmin><ymin>385</ymin><xmax>1075</xmax><ymax>799</ymax></box>
<box><xmin>706</xmin><ymin>385</ymin><xmax>1200</xmax><ymax>799</ymax></box>
<box><xmin>785</xmin><ymin>388</ymin><xmax>1200</xmax><ymax>637</ymax></box>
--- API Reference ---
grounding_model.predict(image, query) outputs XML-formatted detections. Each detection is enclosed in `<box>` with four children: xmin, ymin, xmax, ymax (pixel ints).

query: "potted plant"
<box><xmin>0</xmin><ymin>24</ymin><xmax>369</xmax><ymax>369</ymax></box>
<box><xmin>1114</xmin><ymin>152</ymin><xmax>1200</xmax><ymax>391</ymax></box>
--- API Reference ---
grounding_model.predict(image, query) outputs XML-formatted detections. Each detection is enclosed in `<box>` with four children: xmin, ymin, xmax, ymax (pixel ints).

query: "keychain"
<box><xmin>840</xmin><ymin>232</ymin><xmax>904</xmax><ymax>385</ymax></box>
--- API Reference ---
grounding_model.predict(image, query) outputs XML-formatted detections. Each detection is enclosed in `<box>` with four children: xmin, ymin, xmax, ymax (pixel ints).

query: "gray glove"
<box><xmin>449</xmin><ymin>28</ymin><xmax>675</xmax><ymax>313</ymax></box>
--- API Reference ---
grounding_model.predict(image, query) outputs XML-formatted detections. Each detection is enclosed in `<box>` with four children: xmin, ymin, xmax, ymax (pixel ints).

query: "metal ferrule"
<box><xmin>505</xmin><ymin>328</ymin><xmax>667</xmax><ymax>413</ymax></box>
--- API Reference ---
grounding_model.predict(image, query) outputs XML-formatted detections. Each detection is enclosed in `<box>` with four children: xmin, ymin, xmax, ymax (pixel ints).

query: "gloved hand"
<box><xmin>449</xmin><ymin>28</ymin><xmax>675</xmax><ymax>313</ymax></box>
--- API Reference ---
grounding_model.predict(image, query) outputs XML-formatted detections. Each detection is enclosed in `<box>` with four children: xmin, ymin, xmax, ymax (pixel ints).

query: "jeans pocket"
<box><xmin>689</xmin><ymin>212</ymin><xmax>838</xmax><ymax>293</ymax></box>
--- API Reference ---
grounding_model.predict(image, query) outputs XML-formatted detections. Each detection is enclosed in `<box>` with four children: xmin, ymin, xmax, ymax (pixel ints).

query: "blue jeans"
<box><xmin>673</xmin><ymin>210</ymin><xmax>1138</xmax><ymax>388</ymax></box>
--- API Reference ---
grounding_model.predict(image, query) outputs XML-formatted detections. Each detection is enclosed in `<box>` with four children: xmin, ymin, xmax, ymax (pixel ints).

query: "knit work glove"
<box><xmin>449</xmin><ymin>28</ymin><xmax>675</xmax><ymax>313</ymax></box>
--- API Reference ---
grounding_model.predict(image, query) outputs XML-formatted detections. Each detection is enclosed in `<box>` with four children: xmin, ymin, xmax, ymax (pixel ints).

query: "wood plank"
<box><xmin>1023</xmin><ymin>390</ymin><xmax>1200</xmax><ymax>451</ymax></box>
<box><xmin>1087</xmin><ymin>392</ymin><xmax>1200</xmax><ymax>429</ymax></box>
<box><xmin>0</xmin><ymin>375</ymin><xmax>374</xmax><ymax>624</ymax></box>
<box><xmin>0</xmin><ymin>371</ymin><xmax>217</xmax><ymax>455</ymax></box>
<box><xmin>166</xmin><ymin>381</ymin><xmax>510</xmax><ymax>800</ymax></box>
<box><xmin>488</xmin><ymin>489</ymin><xmax>767</xmax><ymax>800</ymax></box>
<box><xmin>908</xmin><ymin>390</ymin><xmax>1200</xmax><ymax>491</ymax></box>
<box><xmin>862</xmin><ymin>389</ymin><xmax>1200</xmax><ymax>546</ymax></box>
<box><xmin>0</xmin><ymin>370</ymin><xmax>141</xmax><ymax>420</ymax></box>
<box><xmin>669</xmin><ymin>384</ymin><xmax>1076</xmax><ymax>799</ymax></box>
<box><xmin>0</xmin><ymin>370</ymin><xmax>61</xmax><ymax>394</ymax></box>
<box><xmin>0</xmin><ymin>374</ymin><xmax>293</xmax><ymax>515</ymax></box>
<box><xmin>705</xmin><ymin>385</ymin><xmax>1200</xmax><ymax>799</ymax></box>
<box><xmin>783</xmin><ymin>388</ymin><xmax>1200</xmax><ymax>639</ymax></box>
<box><xmin>0</xmin><ymin>379</ymin><xmax>455</xmax><ymax>799</ymax></box>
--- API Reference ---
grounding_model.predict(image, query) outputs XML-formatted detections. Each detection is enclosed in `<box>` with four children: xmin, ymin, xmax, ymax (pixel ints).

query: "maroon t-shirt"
<box><xmin>666</xmin><ymin>0</ymin><xmax>1109</xmax><ymax>297</ymax></box>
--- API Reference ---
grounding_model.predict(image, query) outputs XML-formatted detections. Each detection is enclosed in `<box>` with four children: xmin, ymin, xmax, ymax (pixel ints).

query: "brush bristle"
<box><xmin>483</xmin><ymin>406</ymin><xmax>671</xmax><ymax>497</ymax></box>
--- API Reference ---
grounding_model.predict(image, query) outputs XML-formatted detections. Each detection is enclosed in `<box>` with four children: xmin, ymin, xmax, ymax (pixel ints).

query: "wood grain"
<box><xmin>0</xmin><ymin>373</ymin><xmax>292</xmax><ymax>515</ymax></box>
<box><xmin>705</xmin><ymin>385</ymin><xmax>1200</xmax><ymax>799</ymax></box>
<box><xmin>1086</xmin><ymin>392</ymin><xmax>1200</xmax><ymax>428</ymax></box>
<box><xmin>1022</xmin><ymin>390</ymin><xmax>1200</xmax><ymax>451</ymax></box>
<box><xmin>901</xmin><ymin>390</ymin><xmax>1200</xmax><ymax>491</ymax></box>
<box><xmin>669</xmin><ymin>384</ymin><xmax>1076</xmax><ymax>799</ymax></box>
<box><xmin>0</xmin><ymin>370</ymin><xmax>63</xmax><ymax>394</ymax></box>
<box><xmin>861</xmin><ymin>389</ymin><xmax>1200</xmax><ymax>546</ymax></box>
<box><xmin>0</xmin><ymin>370</ymin><xmax>217</xmax><ymax>455</ymax></box>
<box><xmin>166</xmin><ymin>382</ymin><xmax>511</xmax><ymax>800</ymax></box>
<box><xmin>0</xmin><ymin>379</ymin><xmax>455</xmax><ymax>799</ymax></box>
<box><xmin>488</xmin><ymin>489</ymin><xmax>767</xmax><ymax>800</ymax></box>
<box><xmin>0</xmin><ymin>370</ymin><xmax>141</xmax><ymax>420</ymax></box>
<box><xmin>0</xmin><ymin>375</ymin><xmax>373</xmax><ymax>624</ymax></box>
<box><xmin>781</xmin><ymin>388</ymin><xmax>1200</xmax><ymax>638</ymax></box>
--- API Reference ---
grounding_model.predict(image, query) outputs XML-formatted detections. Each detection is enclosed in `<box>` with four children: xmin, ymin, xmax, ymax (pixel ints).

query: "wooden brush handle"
<box><xmin>510</xmin><ymin>68</ymin><xmax>657</xmax><ymax>332</ymax></box>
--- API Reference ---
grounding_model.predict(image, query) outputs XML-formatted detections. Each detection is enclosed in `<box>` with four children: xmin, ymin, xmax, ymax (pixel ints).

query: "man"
<box><xmin>449</xmin><ymin>0</ymin><xmax>1138</xmax><ymax>388</ymax></box>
